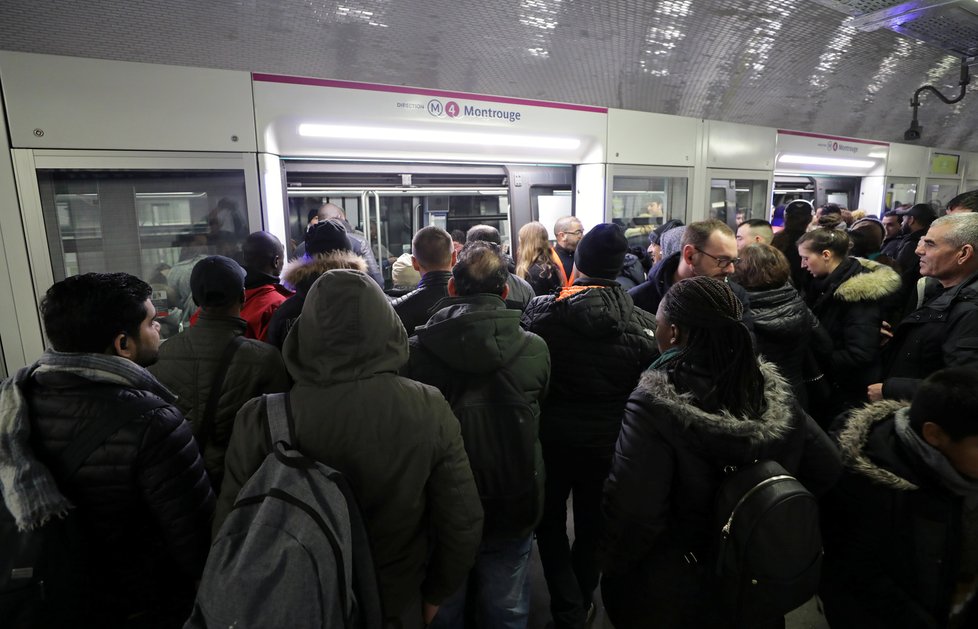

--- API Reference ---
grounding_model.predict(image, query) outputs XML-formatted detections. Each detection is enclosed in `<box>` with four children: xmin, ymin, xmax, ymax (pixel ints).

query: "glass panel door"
<box><xmin>923</xmin><ymin>180</ymin><xmax>959</xmax><ymax>214</ymax></box>
<box><xmin>709</xmin><ymin>177</ymin><xmax>769</xmax><ymax>226</ymax></box>
<box><xmin>36</xmin><ymin>169</ymin><xmax>249</xmax><ymax>338</ymax></box>
<box><xmin>608</xmin><ymin>166</ymin><xmax>690</xmax><ymax>249</ymax></box>
<box><xmin>883</xmin><ymin>177</ymin><xmax>918</xmax><ymax>212</ymax></box>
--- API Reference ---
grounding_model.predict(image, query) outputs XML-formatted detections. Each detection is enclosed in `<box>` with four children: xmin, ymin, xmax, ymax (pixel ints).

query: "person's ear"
<box><xmin>922</xmin><ymin>421</ymin><xmax>949</xmax><ymax>449</ymax></box>
<box><xmin>959</xmin><ymin>244</ymin><xmax>974</xmax><ymax>266</ymax></box>
<box><xmin>451</xmin><ymin>250</ymin><xmax>458</xmax><ymax>266</ymax></box>
<box><xmin>682</xmin><ymin>244</ymin><xmax>696</xmax><ymax>266</ymax></box>
<box><xmin>670</xmin><ymin>323</ymin><xmax>683</xmax><ymax>346</ymax></box>
<box><xmin>447</xmin><ymin>277</ymin><xmax>458</xmax><ymax>297</ymax></box>
<box><xmin>113</xmin><ymin>333</ymin><xmax>134</xmax><ymax>360</ymax></box>
<box><xmin>411</xmin><ymin>255</ymin><xmax>421</xmax><ymax>272</ymax></box>
<box><xmin>500</xmin><ymin>284</ymin><xmax>510</xmax><ymax>300</ymax></box>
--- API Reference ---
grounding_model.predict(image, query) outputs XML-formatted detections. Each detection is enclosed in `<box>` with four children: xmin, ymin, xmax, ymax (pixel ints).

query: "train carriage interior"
<box><xmin>2</xmin><ymin>1</ymin><xmax>978</xmax><ymax>627</ymax></box>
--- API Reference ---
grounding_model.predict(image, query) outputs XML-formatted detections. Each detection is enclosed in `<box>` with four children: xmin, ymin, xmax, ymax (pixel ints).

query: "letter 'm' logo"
<box><xmin>427</xmin><ymin>99</ymin><xmax>444</xmax><ymax>117</ymax></box>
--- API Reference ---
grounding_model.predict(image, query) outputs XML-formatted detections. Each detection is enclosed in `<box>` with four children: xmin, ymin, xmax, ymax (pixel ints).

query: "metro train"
<box><xmin>0</xmin><ymin>50</ymin><xmax>975</xmax><ymax>376</ymax></box>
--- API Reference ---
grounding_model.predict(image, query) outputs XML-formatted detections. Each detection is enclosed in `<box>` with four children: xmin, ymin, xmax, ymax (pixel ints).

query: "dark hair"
<box><xmin>948</xmin><ymin>189</ymin><xmax>978</xmax><ymax>212</ymax></box>
<box><xmin>41</xmin><ymin>273</ymin><xmax>151</xmax><ymax>353</ymax></box>
<box><xmin>453</xmin><ymin>241</ymin><xmax>509</xmax><ymax>296</ymax></box>
<box><xmin>307</xmin><ymin>208</ymin><xmax>320</xmax><ymax>223</ymax></box>
<box><xmin>738</xmin><ymin>218</ymin><xmax>773</xmax><ymax>231</ymax></box>
<box><xmin>796</xmin><ymin>228</ymin><xmax>850</xmax><ymax>260</ymax></box>
<box><xmin>848</xmin><ymin>226</ymin><xmax>882</xmax><ymax>257</ymax></box>
<box><xmin>910</xmin><ymin>367</ymin><xmax>978</xmax><ymax>441</ymax></box>
<box><xmin>661</xmin><ymin>276</ymin><xmax>765</xmax><ymax>418</ymax></box>
<box><xmin>242</xmin><ymin>231</ymin><xmax>283</xmax><ymax>270</ymax></box>
<box><xmin>731</xmin><ymin>244</ymin><xmax>789</xmax><ymax>290</ymax></box>
<box><xmin>822</xmin><ymin>203</ymin><xmax>842</xmax><ymax>216</ymax></box>
<box><xmin>411</xmin><ymin>226</ymin><xmax>453</xmax><ymax>269</ymax></box>
<box><xmin>450</xmin><ymin>229</ymin><xmax>466</xmax><ymax>244</ymax></box>
<box><xmin>465</xmin><ymin>224</ymin><xmax>502</xmax><ymax>245</ymax></box>
<box><xmin>681</xmin><ymin>219</ymin><xmax>734</xmax><ymax>249</ymax></box>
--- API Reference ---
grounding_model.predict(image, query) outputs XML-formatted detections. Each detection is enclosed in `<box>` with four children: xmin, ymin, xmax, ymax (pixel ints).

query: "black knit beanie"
<box><xmin>574</xmin><ymin>223</ymin><xmax>628</xmax><ymax>280</ymax></box>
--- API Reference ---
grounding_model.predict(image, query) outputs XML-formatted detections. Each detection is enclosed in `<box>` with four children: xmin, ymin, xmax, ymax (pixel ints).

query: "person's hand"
<box><xmin>867</xmin><ymin>383</ymin><xmax>884</xmax><ymax>402</ymax></box>
<box><xmin>879</xmin><ymin>321</ymin><xmax>893</xmax><ymax>346</ymax></box>
<box><xmin>422</xmin><ymin>602</ymin><xmax>439</xmax><ymax>626</ymax></box>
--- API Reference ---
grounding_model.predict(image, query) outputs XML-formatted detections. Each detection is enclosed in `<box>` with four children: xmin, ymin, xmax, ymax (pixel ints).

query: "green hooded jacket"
<box><xmin>215</xmin><ymin>270</ymin><xmax>483</xmax><ymax>617</ymax></box>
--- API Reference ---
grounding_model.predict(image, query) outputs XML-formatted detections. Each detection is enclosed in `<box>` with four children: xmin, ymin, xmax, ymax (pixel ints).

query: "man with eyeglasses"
<box><xmin>552</xmin><ymin>216</ymin><xmax>584</xmax><ymax>282</ymax></box>
<box><xmin>629</xmin><ymin>219</ymin><xmax>754</xmax><ymax>327</ymax></box>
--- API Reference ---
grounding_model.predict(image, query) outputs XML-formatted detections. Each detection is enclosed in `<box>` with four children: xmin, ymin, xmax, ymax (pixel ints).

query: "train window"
<box><xmin>610</xmin><ymin>174</ymin><xmax>688</xmax><ymax>248</ymax></box>
<box><xmin>709</xmin><ymin>178</ymin><xmax>768</xmax><ymax>226</ymax></box>
<box><xmin>924</xmin><ymin>180</ymin><xmax>959</xmax><ymax>214</ymax></box>
<box><xmin>35</xmin><ymin>169</ymin><xmax>249</xmax><ymax>339</ymax></box>
<box><xmin>884</xmin><ymin>178</ymin><xmax>918</xmax><ymax>212</ymax></box>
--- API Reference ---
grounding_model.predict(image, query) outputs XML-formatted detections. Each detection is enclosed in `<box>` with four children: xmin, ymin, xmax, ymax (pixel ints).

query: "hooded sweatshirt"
<box><xmin>216</xmin><ymin>270</ymin><xmax>483</xmax><ymax>617</ymax></box>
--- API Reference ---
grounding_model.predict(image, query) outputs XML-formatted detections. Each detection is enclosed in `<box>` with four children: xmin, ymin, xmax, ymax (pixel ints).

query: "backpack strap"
<box><xmin>59</xmin><ymin>387</ymin><xmax>170</xmax><ymax>478</ymax></box>
<box><xmin>196</xmin><ymin>334</ymin><xmax>246</xmax><ymax>452</ymax></box>
<box><xmin>265</xmin><ymin>392</ymin><xmax>293</xmax><ymax>447</ymax></box>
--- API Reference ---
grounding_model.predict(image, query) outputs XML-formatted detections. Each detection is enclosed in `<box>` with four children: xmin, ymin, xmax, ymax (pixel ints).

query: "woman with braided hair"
<box><xmin>599</xmin><ymin>276</ymin><xmax>841</xmax><ymax>628</ymax></box>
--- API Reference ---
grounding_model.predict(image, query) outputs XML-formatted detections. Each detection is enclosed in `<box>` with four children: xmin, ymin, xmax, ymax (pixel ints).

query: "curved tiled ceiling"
<box><xmin>0</xmin><ymin>0</ymin><xmax>975</xmax><ymax>150</ymax></box>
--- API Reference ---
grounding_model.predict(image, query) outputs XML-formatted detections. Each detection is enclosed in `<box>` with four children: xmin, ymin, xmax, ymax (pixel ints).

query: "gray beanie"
<box><xmin>660</xmin><ymin>225</ymin><xmax>687</xmax><ymax>259</ymax></box>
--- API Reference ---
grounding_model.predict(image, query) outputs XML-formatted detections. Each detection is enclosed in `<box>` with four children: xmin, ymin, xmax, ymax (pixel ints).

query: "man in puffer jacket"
<box><xmin>401</xmin><ymin>241</ymin><xmax>550</xmax><ymax>627</ymax></box>
<box><xmin>267</xmin><ymin>219</ymin><xmax>369</xmax><ymax>348</ymax></box>
<box><xmin>216</xmin><ymin>269</ymin><xmax>484</xmax><ymax>629</ymax></box>
<box><xmin>149</xmin><ymin>256</ymin><xmax>289</xmax><ymax>491</ymax></box>
<box><xmin>521</xmin><ymin>223</ymin><xmax>658</xmax><ymax>629</ymax></box>
<box><xmin>0</xmin><ymin>272</ymin><xmax>214</xmax><ymax>628</ymax></box>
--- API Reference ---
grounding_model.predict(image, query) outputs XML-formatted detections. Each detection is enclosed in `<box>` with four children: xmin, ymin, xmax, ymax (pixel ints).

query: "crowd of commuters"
<box><xmin>3</xmin><ymin>193</ymin><xmax>978</xmax><ymax>629</ymax></box>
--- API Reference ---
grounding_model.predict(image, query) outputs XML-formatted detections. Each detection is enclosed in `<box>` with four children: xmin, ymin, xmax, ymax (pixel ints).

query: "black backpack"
<box><xmin>0</xmin><ymin>388</ymin><xmax>168</xmax><ymax>629</ymax></box>
<box><xmin>713</xmin><ymin>459</ymin><xmax>823</xmax><ymax>626</ymax></box>
<box><xmin>431</xmin><ymin>338</ymin><xmax>541</xmax><ymax>539</ymax></box>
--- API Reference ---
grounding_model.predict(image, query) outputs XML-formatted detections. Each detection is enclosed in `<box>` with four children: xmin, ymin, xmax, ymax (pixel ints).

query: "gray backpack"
<box><xmin>185</xmin><ymin>393</ymin><xmax>382</xmax><ymax>629</ymax></box>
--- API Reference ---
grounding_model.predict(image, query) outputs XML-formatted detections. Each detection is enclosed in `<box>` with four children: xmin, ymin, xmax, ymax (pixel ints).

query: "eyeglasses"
<box><xmin>560</xmin><ymin>230</ymin><xmax>583</xmax><ymax>236</ymax></box>
<box><xmin>694</xmin><ymin>246</ymin><xmax>740</xmax><ymax>268</ymax></box>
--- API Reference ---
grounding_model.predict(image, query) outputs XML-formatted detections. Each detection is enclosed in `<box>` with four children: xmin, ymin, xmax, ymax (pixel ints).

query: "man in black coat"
<box><xmin>392</xmin><ymin>225</ymin><xmax>456</xmax><ymax>336</ymax></box>
<box><xmin>466</xmin><ymin>224</ymin><xmax>536</xmax><ymax>311</ymax></box>
<box><xmin>0</xmin><ymin>273</ymin><xmax>214</xmax><ymax>628</ymax></box>
<box><xmin>522</xmin><ymin>223</ymin><xmax>658</xmax><ymax>629</ymax></box>
<box><xmin>822</xmin><ymin>368</ymin><xmax>978</xmax><ymax>628</ymax></box>
<box><xmin>869</xmin><ymin>213</ymin><xmax>978</xmax><ymax>402</ymax></box>
<box><xmin>294</xmin><ymin>202</ymin><xmax>384</xmax><ymax>287</ymax></box>
<box><xmin>628</xmin><ymin>219</ymin><xmax>754</xmax><ymax>328</ymax></box>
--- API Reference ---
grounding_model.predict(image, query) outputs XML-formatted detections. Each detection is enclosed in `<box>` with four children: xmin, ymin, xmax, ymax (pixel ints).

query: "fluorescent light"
<box><xmin>867</xmin><ymin>151</ymin><xmax>888</xmax><ymax>158</ymax></box>
<box><xmin>779</xmin><ymin>154</ymin><xmax>876</xmax><ymax>168</ymax></box>
<box><xmin>298</xmin><ymin>123</ymin><xmax>581</xmax><ymax>150</ymax></box>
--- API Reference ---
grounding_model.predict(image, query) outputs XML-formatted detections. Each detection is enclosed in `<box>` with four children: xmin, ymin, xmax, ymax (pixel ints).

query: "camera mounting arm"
<box><xmin>905</xmin><ymin>57</ymin><xmax>971</xmax><ymax>141</ymax></box>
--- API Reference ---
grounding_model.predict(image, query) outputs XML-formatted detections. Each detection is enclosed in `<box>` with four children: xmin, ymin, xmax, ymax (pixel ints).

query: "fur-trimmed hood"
<box><xmin>635</xmin><ymin>359</ymin><xmax>794</xmax><ymax>449</ymax></box>
<box><xmin>281</xmin><ymin>250</ymin><xmax>367</xmax><ymax>293</ymax></box>
<box><xmin>836</xmin><ymin>400</ymin><xmax>918</xmax><ymax>491</ymax></box>
<box><xmin>834</xmin><ymin>257</ymin><xmax>902</xmax><ymax>303</ymax></box>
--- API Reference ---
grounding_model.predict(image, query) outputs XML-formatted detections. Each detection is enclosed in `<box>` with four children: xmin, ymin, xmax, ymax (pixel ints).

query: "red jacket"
<box><xmin>241</xmin><ymin>283</ymin><xmax>292</xmax><ymax>341</ymax></box>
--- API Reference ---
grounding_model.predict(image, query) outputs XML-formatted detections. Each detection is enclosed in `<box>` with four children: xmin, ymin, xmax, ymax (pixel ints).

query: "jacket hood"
<box><xmin>635</xmin><ymin>359</ymin><xmax>794</xmax><ymax>452</ymax></box>
<box><xmin>282</xmin><ymin>269</ymin><xmax>408</xmax><ymax>384</ymax></box>
<box><xmin>280</xmin><ymin>251</ymin><xmax>367</xmax><ymax>293</ymax></box>
<box><xmin>415</xmin><ymin>295</ymin><xmax>525</xmax><ymax>373</ymax></box>
<box><xmin>836</xmin><ymin>400</ymin><xmax>918</xmax><ymax>491</ymax></box>
<box><xmin>834</xmin><ymin>257</ymin><xmax>902</xmax><ymax>303</ymax></box>
<box><xmin>555</xmin><ymin>281</ymin><xmax>638</xmax><ymax>338</ymax></box>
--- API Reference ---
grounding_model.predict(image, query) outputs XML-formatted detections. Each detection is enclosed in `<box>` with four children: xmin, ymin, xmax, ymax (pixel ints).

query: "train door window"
<box><xmin>709</xmin><ymin>177</ymin><xmax>768</xmax><ymax>226</ymax></box>
<box><xmin>35</xmin><ymin>169</ymin><xmax>250</xmax><ymax>339</ymax></box>
<box><xmin>609</xmin><ymin>169</ymin><xmax>689</xmax><ymax>249</ymax></box>
<box><xmin>924</xmin><ymin>180</ymin><xmax>959</xmax><ymax>213</ymax></box>
<box><xmin>826</xmin><ymin>192</ymin><xmax>849</xmax><ymax>207</ymax></box>
<box><xmin>884</xmin><ymin>178</ymin><xmax>917</xmax><ymax>212</ymax></box>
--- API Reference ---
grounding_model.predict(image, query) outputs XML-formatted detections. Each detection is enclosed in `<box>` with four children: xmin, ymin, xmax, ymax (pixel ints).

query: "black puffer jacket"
<box><xmin>521</xmin><ymin>278</ymin><xmax>659</xmax><ymax>450</ymax></box>
<box><xmin>882</xmin><ymin>271</ymin><xmax>978</xmax><ymax>400</ymax></box>
<box><xmin>599</xmin><ymin>360</ymin><xmax>841</xmax><ymax>626</ymax></box>
<box><xmin>821</xmin><ymin>401</ymin><xmax>977</xmax><ymax>628</ymax></box>
<box><xmin>27</xmin><ymin>372</ymin><xmax>214</xmax><ymax>625</ymax></box>
<box><xmin>803</xmin><ymin>257</ymin><xmax>902</xmax><ymax>409</ymax></box>
<box><xmin>746</xmin><ymin>282</ymin><xmax>829</xmax><ymax>406</ymax></box>
<box><xmin>391</xmin><ymin>270</ymin><xmax>453</xmax><ymax>336</ymax></box>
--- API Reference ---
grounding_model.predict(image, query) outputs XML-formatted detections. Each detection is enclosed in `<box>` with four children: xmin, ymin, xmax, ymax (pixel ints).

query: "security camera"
<box><xmin>904</xmin><ymin>120</ymin><xmax>922</xmax><ymax>141</ymax></box>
